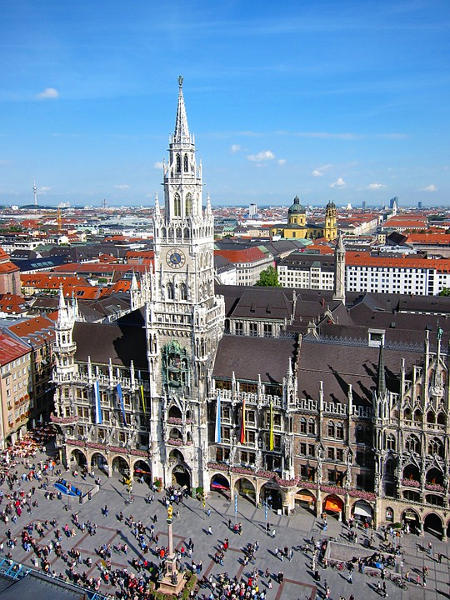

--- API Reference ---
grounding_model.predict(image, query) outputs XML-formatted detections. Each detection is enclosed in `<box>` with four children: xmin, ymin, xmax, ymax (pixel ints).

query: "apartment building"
<box><xmin>0</xmin><ymin>332</ymin><xmax>31</xmax><ymax>448</ymax></box>
<box><xmin>278</xmin><ymin>249</ymin><xmax>450</xmax><ymax>296</ymax></box>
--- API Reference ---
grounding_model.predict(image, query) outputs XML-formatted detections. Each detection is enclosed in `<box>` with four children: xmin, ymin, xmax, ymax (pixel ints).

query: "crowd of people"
<box><xmin>0</xmin><ymin>428</ymin><xmax>445</xmax><ymax>599</ymax></box>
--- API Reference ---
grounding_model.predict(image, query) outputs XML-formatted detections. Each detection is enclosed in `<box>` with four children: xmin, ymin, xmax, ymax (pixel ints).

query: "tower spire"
<box><xmin>377</xmin><ymin>342</ymin><xmax>386</xmax><ymax>398</ymax></box>
<box><xmin>173</xmin><ymin>75</ymin><xmax>190</xmax><ymax>143</ymax></box>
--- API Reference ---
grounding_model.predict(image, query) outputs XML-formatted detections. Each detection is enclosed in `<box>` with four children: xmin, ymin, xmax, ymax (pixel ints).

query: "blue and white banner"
<box><xmin>94</xmin><ymin>381</ymin><xmax>102</xmax><ymax>425</ymax></box>
<box><xmin>215</xmin><ymin>391</ymin><xmax>221</xmax><ymax>443</ymax></box>
<box><xmin>116</xmin><ymin>383</ymin><xmax>127</xmax><ymax>426</ymax></box>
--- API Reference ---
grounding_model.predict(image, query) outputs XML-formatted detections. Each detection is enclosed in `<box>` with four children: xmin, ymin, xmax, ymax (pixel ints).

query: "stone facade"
<box><xmin>51</xmin><ymin>80</ymin><xmax>449</xmax><ymax>541</ymax></box>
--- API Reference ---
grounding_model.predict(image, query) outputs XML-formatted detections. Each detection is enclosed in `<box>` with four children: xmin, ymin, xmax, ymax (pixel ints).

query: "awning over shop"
<box><xmin>296</xmin><ymin>493</ymin><xmax>315</xmax><ymax>503</ymax></box>
<box><xmin>404</xmin><ymin>510</ymin><xmax>418</xmax><ymax>521</ymax></box>
<box><xmin>324</xmin><ymin>497</ymin><xmax>343</xmax><ymax>512</ymax></box>
<box><xmin>354</xmin><ymin>502</ymin><xmax>373</xmax><ymax>518</ymax></box>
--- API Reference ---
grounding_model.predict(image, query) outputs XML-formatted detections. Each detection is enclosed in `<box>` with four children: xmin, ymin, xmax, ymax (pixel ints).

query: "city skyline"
<box><xmin>0</xmin><ymin>0</ymin><xmax>449</xmax><ymax>207</ymax></box>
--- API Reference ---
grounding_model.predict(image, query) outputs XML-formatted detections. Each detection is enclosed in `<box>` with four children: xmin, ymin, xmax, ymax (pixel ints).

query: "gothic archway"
<box><xmin>234</xmin><ymin>478</ymin><xmax>256</xmax><ymax>504</ymax></box>
<box><xmin>259</xmin><ymin>483</ymin><xmax>282</xmax><ymax>511</ymax></box>
<box><xmin>352</xmin><ymin>500</ymin><xmax>374</xmax><ymax>523</ymax></box>
<box><xmin>402</xmin><ymin>508</ymin><xmax>420</xmax><ymax>534</ymax></box>
<box><xmin>172</xmin><ymin>464</ymin><xmax>190</xmax><ymax>490</ymax></box>
<box><xmin>295</xmin><ymin>489</ymin><xmax>316</xmax><ymax>514</ymax></box>
<box><xmin>111</xmin><ymin>456</ymin><xmax>130</xmax><ymax>477</ymax></box>
<box><xmin>424</xmin><ymin>513</ymin><xmax>443</xmax><ymax>540</ymax></box>
<box><xmin>322</xmin><ymin>494</ymin><xmax>344</xmax><ymax>517</ymax></box>
<box><xmin>70</xmin><ymin>449</ymin><xmax>87</xmax><ymax>467</ymax></box>
<box><xmin>90</xmin><ymin>452</ymin><xmax>107</xmax><ymax>472</ymax></box>
<box><xmin>210</xmin><ymin>473</ymin><xmax>230</xmax><ymax>498</ymax></box>
<box><xmin>133</xmin><ymin>460</ymin><xmax>152</xmax><ymax>484</ymax></box>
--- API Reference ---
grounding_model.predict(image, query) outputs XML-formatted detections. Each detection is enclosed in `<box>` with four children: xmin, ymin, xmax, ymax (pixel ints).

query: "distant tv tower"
<box><xmin>102</xmin><ymin>198</ymin><xmax>107</xmax><ymax>209</ymax></box>
<box><xmin>33</xmin><ymin>180</ymin><xmax>38</xmax><ymax>207</ymax></box>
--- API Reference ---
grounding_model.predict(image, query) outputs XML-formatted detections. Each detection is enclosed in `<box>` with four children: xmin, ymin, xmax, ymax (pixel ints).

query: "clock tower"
<box><xmin>145</xmin><ymin>77</ymin><xmax>225</xmax><ymax>491</ymax></box>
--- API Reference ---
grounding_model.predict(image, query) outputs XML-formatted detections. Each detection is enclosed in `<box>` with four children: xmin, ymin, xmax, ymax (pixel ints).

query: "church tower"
<box><xmin>333</xmin><ymin>233</ymin><xmax>345</xmax><ymax>303</ymax></box>
<box><xmin>324</xmin><ymin>201</ymin><xmax>337</xmax><ymax>240</ymax></box>
<box><xmin>145</xmin><ymin>77</ymin><xmax>225</xmax><ymax>491</ymax></box>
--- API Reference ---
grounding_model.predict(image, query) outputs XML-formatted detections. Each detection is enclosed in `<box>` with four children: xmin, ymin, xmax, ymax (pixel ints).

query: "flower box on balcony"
<box><xmin>402</xmin><ymin>478</ymin><xmax>420</xmax><ymax>488</ymax></box>
<box><xmin>425</xmin><ymin>483</ymin><xmax>444</xmax><ymax>492</ymax></box>
<box><xmin>167</xmin><ymin>438</ymin><xmax>183</xmax><ymax>446</ymax></box>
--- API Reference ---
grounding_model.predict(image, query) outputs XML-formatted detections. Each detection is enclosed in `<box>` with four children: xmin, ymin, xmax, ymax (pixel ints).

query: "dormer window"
<box><xmin>368</xmin><ymin>329</ymin><xmax>385</xmax><ymax>347</ymax></box>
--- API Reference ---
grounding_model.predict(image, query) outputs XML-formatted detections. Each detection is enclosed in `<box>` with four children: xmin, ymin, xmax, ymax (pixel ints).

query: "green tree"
<box><xmin>255</xmin><ymin>266</ymin><xmax>280</xmax><ymax>287</ymax></box>
<box><xmin>439</xmin><ymin>288</ymin><xmax>450</xmax><ymax>296</ymax></box>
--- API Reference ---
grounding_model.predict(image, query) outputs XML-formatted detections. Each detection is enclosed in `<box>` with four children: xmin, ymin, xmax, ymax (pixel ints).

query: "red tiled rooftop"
<box><xmin>0</xmin><ymin>331</ymin><xmax>30</xmax><ymax>365</ymax></box>
<box><xmin>346</xmin><ymin>251</ymin><xmax>450</xmax><ymax>272</ymax></box>
<box><xmin>215</xmin><ymin>247</ymin><xmax>268</xmax><ymax>263</ymax></box>
<box><xmin>405</xmin><ymin>233</ymin><xmax>450</xmax><ymax>245</ymax></box>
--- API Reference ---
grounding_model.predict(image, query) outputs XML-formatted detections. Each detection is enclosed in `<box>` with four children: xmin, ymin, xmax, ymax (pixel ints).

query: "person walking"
<box><xmin>207</xmin><ymin>525</ymin><xmax>212</xmax><ymax>535</ymax></box>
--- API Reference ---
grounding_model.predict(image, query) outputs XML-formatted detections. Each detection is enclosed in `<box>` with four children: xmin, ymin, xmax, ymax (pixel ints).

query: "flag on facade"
<box><xmin>269</xmin><ymin>400</ymin><xmax>274</xmax><ymax>451</ymax></box>
<box><xmin>437</xmin><ymin>326</ymin><xmax>443</xmax><ymax>340</ymax></box>
<box><xmin>240</xmin><ymin>395</ymin><xmax>246</xmax><ymax>444</ymax></box>
<box><xmin>215</xmin><ymin>391</ymin><xmax>221</xmax><ymax>443</ymax></box>
<box><xmin>94</xmin><ymin>381</ymin><xmax>102</xmax><ymax>425</ymax></box>
<box><xmin>116</xmin><ymin>383</ymin><xmax>127</xmax><ymax>425</ymax></box>
<box><xmin>140</xmin><ymin>384</ymin><xmax>146</xmax><ymax>415</ymax></box>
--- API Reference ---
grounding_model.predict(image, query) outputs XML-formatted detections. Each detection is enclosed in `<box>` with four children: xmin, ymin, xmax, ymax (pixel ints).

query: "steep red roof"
<box><xmin>405</xmin><ymin>233</ymin><xmax>450</xmax><ymax>245</ymax></box>
<box><xmin>0</xmin><ymin>261</ymin><xmax>20</xmax><ymax>274</ymax></box>
<box><xmin>0</xmin><ymin>331</ymin><xmax>29</xmax><ymax>365</ymax></box>
<box><xmin>9</xmin><ymin>315</ymin><xmax>55</xmax><ymax>346</ymax></box>
<box><xmin>347</xmin><ymin>251</ymin><xmax>450</xmax><ymax>272</ymax></box>
<box><xmin>215</xmin><ymin>247</ymin><xmax>269</xmax><ymax>264</ymax></box>
<box><xmin>0</xmin><ymin>293</ymin><xmax>27</xmax><ymax>314</ymax></box>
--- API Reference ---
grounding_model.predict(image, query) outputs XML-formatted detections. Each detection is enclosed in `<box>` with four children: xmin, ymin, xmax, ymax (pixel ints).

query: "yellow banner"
<box><xmin>140</xmin><ymin>385</ymin><xmax>146</xmax><ymax>415</ymax></box>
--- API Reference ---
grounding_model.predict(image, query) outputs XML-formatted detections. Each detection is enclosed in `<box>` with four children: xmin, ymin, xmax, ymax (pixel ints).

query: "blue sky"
<box><xmin>0</xmin><ymin>0</ymin><xmax>449</xmax><ymax>207</ymax></box>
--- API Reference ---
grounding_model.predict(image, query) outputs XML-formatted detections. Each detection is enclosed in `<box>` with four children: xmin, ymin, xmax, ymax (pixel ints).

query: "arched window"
<box><xmin>185</xmin><ymin>193</ymin><xmax>192</xmax><ymax>216</ymax></box>
<box><xmin>176</xmin><ymin>154</ymin><xmax>181</xmax><ymax>173</ymax></box>
<box><xmin>336</xmin><ymin>423</ymin><xmax>344</xmax><ymax>440</ymax></box>
<box><xmin>308</xmin><ymin>419</ymin><xmax>315</xmax><ymax>435</ymax></box>
<box><xmin>386</xmin><ymin>434</ymin><xmax>396</xmax><ymax>451</ymax></box>
<box><xmin>167</xmin><ymin>283</ymin><xmax>174</xmax><ymax>300</ymax></box>
<box><xmin>405</xmin><ymin>435</ymin><xmax>421</xmax><ymax>454</ymax></box>
<box><xmin>414</xmin><ymin>409</ymin><xmax>422</xmax><ymax>423</ymax></box>
<box><xmin>180</xmin><ymin>283</ymin><xmax>188</xmax><ymax>301</ymax></box>
<box><xmin>428</xmin><ymin>437</ymin><xmax>444</xmax><ymax>457</ymax></box>
<box><xmin>300</xmin><ymin>418</ymin><xmax>307</xmax><ymax>434</ymax></box>
<box><xmin>173</xmin><ymin>193</ymin><xmax>181</xmax><ymax>217</ymax></box>
<box><xmin>437</xmin><ymin>412</ymin><xmax>445</xmax><ymax>425</ymax></box>
<box><xmin>404</xmin><ymin>407</ymin><xmax>412</xmax><ymax>421</ymax></box>
<box><xmin>426</xmin><ymin>411</ymin><xmax>435</xmax><ymax>424</ymax></box>
<box><xmin>327</xmin><ymin>421</ymin><xmax>335</xmax><ymax>438</ymax></box>
<box><xmin>184</xmin><ymin>154</ymin><xmax>189</xmax><ymax>172</ymax></box>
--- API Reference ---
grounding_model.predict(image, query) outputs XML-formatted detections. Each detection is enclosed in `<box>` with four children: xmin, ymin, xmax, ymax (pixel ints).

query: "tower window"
<box><xmin>185</xmin><ymin>193</ymin><xmax>192</xmax><ymax>216</ymax></box>
<box><xmin>174</xmin><ymin>193</ymin><xmax>181</xmax><ymax>217</ymax></box>
<box><xmin>184</xmin><ymin>154</ymin><xmax>189</xmax><ymax>172</ymax></box>
<box><xmin>176</xmin><ymin>154</ymin><xmax>181</xmax><ymax>173</ymax></box>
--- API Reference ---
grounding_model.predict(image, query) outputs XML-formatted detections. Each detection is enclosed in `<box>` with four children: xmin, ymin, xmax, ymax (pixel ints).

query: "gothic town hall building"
<box><xmin>52</xmin><ymin>79</ymin><xmax>449</xmax><ymax>540</ymax></box>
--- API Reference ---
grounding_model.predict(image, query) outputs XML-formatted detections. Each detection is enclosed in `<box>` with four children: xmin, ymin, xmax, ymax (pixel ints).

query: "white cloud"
<box><xmin>114</xmin><ymin>184</ymin><xmax>130</xmax><ymax>190</ymax></box>
<box><xmin>38</xmin><ymin>186</ymin><xmax>51</xmax><ymax>194</ymax></box>
<box><xmin>367</xmin><ymin>183</ymin><xmax>386</xmax><ymax>190</ymax></box>
<box><xmin>230</xmin><ymin>144</ymin><xmax>241</xmax><ymax>153</ymax></box>
<box><xmin>277</xmin><ymin>159</ymin><xmax>286</xmax><ymax>165</ymax></box>
<box><xmin>153</xmin><ymin>161</ymin><xmax>164</xmax><ymax>169</ymax></box>
<box><xmin>37</xmin><ymin>87</ymin><xmax>59</xmax><ymax>99</ymax></box>
<box><xmin>421</xmin><ymin>184</ymin><xmax>437</xmax><ymax>192</ymax></box>
<box><xmin>312</xmin><ymin>164</ymin><xmax>332</xmax><ymax>177</ymax></box>
<box><xmin>330</xmin><ymin>177</ymin><xmax>346</xmax><ymax>188</ymax></box>
<box><xmin>247</xmin><ymin>150</ymin><xmax>275</xmax><ymax>162</ymax></box>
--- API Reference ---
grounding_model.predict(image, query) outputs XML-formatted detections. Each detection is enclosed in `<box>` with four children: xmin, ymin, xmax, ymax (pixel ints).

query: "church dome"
<box><xmin>288</xmin><ymin>196</ymin><xmax>306</xmax><ymax>214</ymax></box>
<box><xmin>326</xmin><ymin>201</ymin><xmax>336</xmax><ymax>210</ymax></box>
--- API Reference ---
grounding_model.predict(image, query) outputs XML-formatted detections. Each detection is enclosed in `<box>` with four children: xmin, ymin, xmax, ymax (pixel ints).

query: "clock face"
<box><xmin>166</xmin><ymin>249</ymin><xmax>186</xmax><ymax>269</ymax></box>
